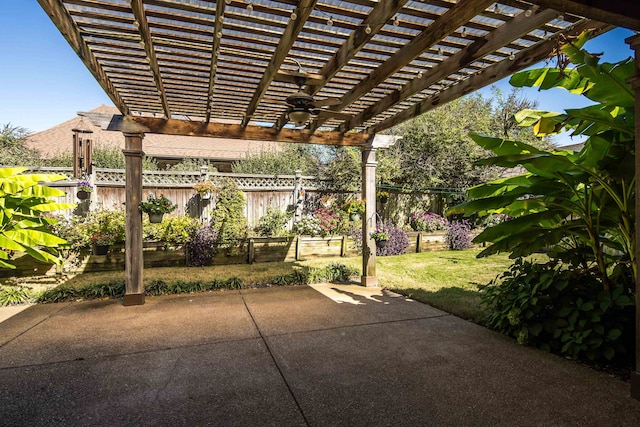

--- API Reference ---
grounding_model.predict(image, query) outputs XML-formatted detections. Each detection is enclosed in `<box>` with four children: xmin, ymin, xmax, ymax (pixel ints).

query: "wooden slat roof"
<box><xmin>37</xmin><ymin>0</ymin><xmax>638</xmax><ymax>145</ymax></box>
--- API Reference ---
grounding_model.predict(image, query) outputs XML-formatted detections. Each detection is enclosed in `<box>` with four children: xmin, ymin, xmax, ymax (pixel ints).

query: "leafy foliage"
<box><xmin>254</xmin><ymin>207</ymin><xmax>292</xmax><ymax>237</ymax></box>
<box><xmin>0</xmin><ymin>124</ymin><xmax>42</xmax><ymax>166</ymax></box>
<box><xmin>0</xmin><ymin>167</ymin><xmax>74</xmax><ymax>269</ymax></box>
<box><xmin>482</xmin><ymin>259</ymin><xmax>634</xmax><ymax>364</ymax></box>
<box><xmin>139</xmin><ymin>193</ymin><xmax>177</xmax><ymax>215</ymax></box>
<box><xmin>90</xmin><ymin>143</ymin><xmax>158</xmax><ymax>170</ymax></box>
<box><xmin>375</xmin><ymin>221</ymin><xmax>410</xmax><ymax>256</ymax></box>
<box><xmin>232</xmin><ymin>144</ymin><xmax>322</xmax><ymax>175</ymax></box>
<box><xmin>187</xmin><ymin>225</ymin><xmax>217</xmax><ymax>267</ymax></box>
<box><xmin>145</xmin><ymin>215</ymin><xmax>201</xmax><ymax>247</ymax></box>
<box><xmin>409</xmin><ymin>212</ymin><xmax>448</xmax><ymax>232</ymax></box>
<box><xmin>0</xmin><ymin>286</ymin><xmax>32</xmax><ymax>306</ymax></box>
<box><xmin>292</xmin><ymin>215</ymin><xmax>323</xmax><ymax>237</ymax></box>
<box><xmin>449</xmin><ymin>35</ymin><xmax>636</xmax><ymax>289</ymax></box>
<box><xmin>36</xmin><ymin>262</ymin><xmax>357</xmax><ymax>303</ymax></box>
<box><xmin>209</xmin><ymin>179</ymin><xmax>247</xmax><ymax>248</ymax></box>
<box><xmin>445</xmin><ymin>220</ymin><xmax>473</xmax><ymax>251</ymax></box>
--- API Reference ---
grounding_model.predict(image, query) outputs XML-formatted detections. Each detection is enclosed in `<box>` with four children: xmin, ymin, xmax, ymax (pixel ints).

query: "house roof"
<box><xmin>26</xmin><ymin>105</ymin><xmax>281</xmax><ymax>160</ymax></box>
<box><xmin>37</xmin><ymin>0</ymin><xmax>638</xmax><ymax>145</ymax></box>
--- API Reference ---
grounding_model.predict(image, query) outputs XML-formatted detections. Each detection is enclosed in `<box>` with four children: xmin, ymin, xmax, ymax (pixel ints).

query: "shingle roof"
<box><xmin>26</xmin><ymin>105</ymin><xmax>281</xmax><ymax>160</ymax></box>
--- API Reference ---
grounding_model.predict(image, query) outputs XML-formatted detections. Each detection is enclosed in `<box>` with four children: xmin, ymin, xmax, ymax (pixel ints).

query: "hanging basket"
<box><xmin>148</xmin><ymin>212</ymin><xmax>164</xmax><ymax>223</ymax></box>
<box><xmin>77</xmin><ymin>190</ymin><xmax>90</xmax><ymax>200</ymax></box>
<box><xmin>93</xmin><ymin>244</ymin><xmax>109</xmax><ymax>256</ymax></box>
<box><xmin>375</xmin><ymin>239</ymin><xmax>388</xmax><ymax>249</ymax></box>
<box><xmin>349</xmin><ymin>212</ymin><xmax>361</xmax><ymax>222</ymax></box>
<box><xmin>200</xmin><ymin>192</ymin><xmax>211</xmax><ymax>200</ymax></box>
<box><xmin>378</xmin><ymin>195</ymin><xmax>388</xmax><ymax>204</ymax></box>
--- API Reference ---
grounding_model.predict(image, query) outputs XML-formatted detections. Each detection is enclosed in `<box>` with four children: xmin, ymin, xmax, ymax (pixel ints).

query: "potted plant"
<box><xmin>193</xmin><ymin>181</ymin><xmax>216</xmax><ymax>200</ymax></box>
<box><xmin>370</xmin><ymin>230</ymin><xmax>389</xmax><ymax>248</ymax></box>
<box><xmin>377</xmin><ymin>190</ymin><xmax>390</xmax><ymax>204</ymax></box>
<box><xmin>76</xmin><ymin>180</ymin><xmax>93</xmax><ymax>200</ymax></box>
<box><xmin>342</xmin><ymin>199</ymin><xmax>366</xmax><ymax>222</ymax></box>
<box><xmin>139</xmin><ymin>193</ymin><xmax>177</xmax><ymax>223</ymax></box>
<box><xmin>90</xmin><ymin>231</ymin><xmax>114</xmax><ymax>255</ymax></box>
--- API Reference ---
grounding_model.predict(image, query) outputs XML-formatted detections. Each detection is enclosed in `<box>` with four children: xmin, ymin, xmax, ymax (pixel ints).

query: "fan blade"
<box><xmin>313</xmin><ymin>97</ymin><xmax>341</xmax><ymax>107</ymax></box>
<box><xmin>316</xmin><ymin>110</ymin><xmax>353</xmax><ymax>121</ymax></box>
<box><xmin>274</xmin><ymin>70</ymin><xmax>325</xmax><ymax>86</ymax></box>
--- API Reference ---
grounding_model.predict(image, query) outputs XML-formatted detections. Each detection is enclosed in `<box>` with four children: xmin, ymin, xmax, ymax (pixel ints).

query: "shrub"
<box><xmin>445</xmin><ymin>220</ymin><xmax>473</xmax><ymax>250</ymax></box>
<box><xmin>409</xmin><ymin>212</ymin><xmax>448</xmax><ymax>232</ymax></box>
<box><xmin>293</xmin><ymin>215</ymin><xmax>323</xmax><ymax>237</ymax></box>
<box><xmin>0</xmin><ymin>286</ymin><xmax>32</xmax><ymax>306</ymax></box>
<box><xmin>210</xmin><ymin>179</ymin><xmax>247</xmax><ymax>248</ymax></box>
<box><xmin>482</xmin><ymin>259</ymin><xmax>635</xmax><ymax>365</ymax></box>
<box><xmin>146</xmin><ymin>215</ymin><xmax>201</xmax><ymax>247</ymax></box>
<box><xmin>187</xmin><ymin>226</ymin><xmax>218</xmax><ymax>267</ymax></box>
<box><xmin>313</xmin><ymin>207</ymin><xmax>341</xmax><ymax>237</ymax></box>
<box><xmin>376</xmin><ymin>221</ymin><xmax>410</xmax><ymax>256</ymax></box>
<box><xmin>254</xmin><ymin>208</ymin><xmax>292</xmax><ymax>237</ymax></box>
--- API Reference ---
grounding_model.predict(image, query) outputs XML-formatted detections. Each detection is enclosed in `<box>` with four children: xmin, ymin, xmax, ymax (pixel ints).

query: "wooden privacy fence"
<box><xmin>26</xmin><ymin>166</ymin><xmax>446</xmax><ymax>227</ymax></box>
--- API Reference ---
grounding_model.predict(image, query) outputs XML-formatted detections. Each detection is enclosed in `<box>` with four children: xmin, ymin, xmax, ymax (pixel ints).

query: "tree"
<box><xmin>0</xmin><ymin>124</ymin><xmax>42</xmax><ymax>166</ymax></box>
<box><xmin>0</xmin><ymin>167</ymin><xmax>74</xmax><ymax>269</ymax></box>
<box><xmin>231</xmin><ymin>144</ymin><xmax>323</xmax><ymax>175</ymax></box>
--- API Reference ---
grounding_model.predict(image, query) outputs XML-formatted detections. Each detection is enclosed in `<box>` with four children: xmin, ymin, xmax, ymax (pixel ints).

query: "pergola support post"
<box><xmin>361</xmin><ymin>143</ymin><xmax>378</xmax><ymax>287</ymax></box>
<box><xmin>360</xmin><ymin>135</ymin><xmax>400</xmax><ymax>287</ymax></box>
<box><xmin>626</xmin><ymin>34</ymin><xmax>640</xmax><ymax>400</ymax></box>
<box><xmin>122</xmin><ymin>131</ymin><xmax>145</xmax><ymax>306</ymax></box>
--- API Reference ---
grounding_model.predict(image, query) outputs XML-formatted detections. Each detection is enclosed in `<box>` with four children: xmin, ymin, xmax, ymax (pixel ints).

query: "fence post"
<box><xmin>340</xmin><ymin>235</ymin><xmax>347</xmax><ymax>257</ymax></box>
<box><xmin>416</xmin><ymin>232</ymin><xmax>422</xmax><ymax>253</ymax></box>
<box><xmin>295</xmin><ymin>235</ymin><xmax>301</xmax><ymax>261</ymax></box>
<box><xmin>248</xmin><ymin>238</ymin><xmax>255</xmax><ymax>264</ymax></box>
<box><xmin>293</xmin><ymin>170</ymin><xmax>303</xmax><ymax>223</ymax></box>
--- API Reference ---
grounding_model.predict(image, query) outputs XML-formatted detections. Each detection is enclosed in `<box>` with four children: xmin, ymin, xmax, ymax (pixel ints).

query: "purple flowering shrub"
<box><xmin>445</xmin><ymin>220</ymin><xmax>473</xmax><ymax>250</ymax></box>
<box><xmin>376</xmin><ymin>221</ymin><xmax>410</xmax><ymax>256</ymax></box>
<box><xmin>409</xmin><ymin>212</ymin><xmax>448</xmax><ymax>232</ymax></box>
<box><xmin>187</xmin><ymin>225</ymin><xmax>218</xmax><ymax>266</ymax></box>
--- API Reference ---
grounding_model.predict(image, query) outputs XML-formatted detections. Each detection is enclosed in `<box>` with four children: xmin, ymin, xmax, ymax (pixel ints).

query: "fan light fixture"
<box><xmin>288</xmin><ymin>108</ymin><xmax>311</xmax><ymax>126</ymax></box>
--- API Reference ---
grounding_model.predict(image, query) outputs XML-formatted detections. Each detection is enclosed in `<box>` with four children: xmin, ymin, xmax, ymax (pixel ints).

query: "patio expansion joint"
<box><xmin>240</xmin><ymin>291</ymin><xmax>311</xmax><ymax>427</ymax></box>
<box><xmin>261</xmin><ymin>312</ymin><xmax>453</xmax><ymax>340</ymax></box>
<box><xmin>0</xmin><ymin>303</ymin><xmax>71</xmax><ymax>350</ymax></box>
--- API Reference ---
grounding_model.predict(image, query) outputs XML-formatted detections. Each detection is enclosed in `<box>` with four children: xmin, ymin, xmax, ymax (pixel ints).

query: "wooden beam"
<box><xmin>37</xmin><ymin>0</ymin><xmax>129</xmax><ymax>114</ymax></box>
<box><xmin>205</xmin><ymin>0</ymin><xmax>225</xmax><ymax>123</ymax></box>
<box><xmin>328</xmin><ymin>0</ymin><xmax>494</xmax><ymax>115</ymax></box>
<box><xmin>131</xmin><ymin>0</ymin><xmax>170</xmax><ymax>119</ymax></box>
<box><xmin>80</xmin><ymin>112</ymin><xmax>373</xmax><ymax>146</ymax></box>
<box><xmin>366</xmin><ymin>20</ymin><xmax>613</xmax><ymax>134</ymax></box>
<box><xmin>344</xmin><ymin>6</ymin><xmax>559</xmax><ymax>132</ymax></box>
<box><xmin>275</xmin><ymin>0</ymin><xmax>410</xmax><ymax>130</ymax></box>
<box><xmin>530</xmin><ymin>0</ymin><xmax>640</xmax><ymax>30</ymax></box>
<box><xmin>241</xmin><ymin>0</ymin><xmax>318</xmax><ymax>126</ymax></box>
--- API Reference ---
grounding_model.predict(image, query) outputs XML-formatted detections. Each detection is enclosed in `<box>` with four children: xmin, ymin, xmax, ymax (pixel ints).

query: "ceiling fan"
<box><xmin>278</xmin><ymin>60</ymin><xmax>343</xmax><ymax>127</ymax></box>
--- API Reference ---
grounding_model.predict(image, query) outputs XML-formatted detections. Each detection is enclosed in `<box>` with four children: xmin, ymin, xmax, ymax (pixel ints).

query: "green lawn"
<box><xmin>303</xmin><ymin>248</ymin><xmax>515</xmax><ymax>323</ymax></box>
<box><xmin>51</xmin><ymin>248</ymin><xmax>517</xmax><ymax>322</ymax></box>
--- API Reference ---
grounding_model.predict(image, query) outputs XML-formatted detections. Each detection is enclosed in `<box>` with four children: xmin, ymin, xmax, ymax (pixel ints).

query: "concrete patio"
<box><xmin>1</xmin><ymin>284</ymin><xmax>639</xmax><ymax>426</ymax></box>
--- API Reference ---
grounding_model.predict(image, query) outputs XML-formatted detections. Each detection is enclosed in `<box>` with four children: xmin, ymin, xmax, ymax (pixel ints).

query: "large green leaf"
<box><xmin>4</xmin><ymin>229</ymin><xmax>67</xmax><ymax>247</ymax></box>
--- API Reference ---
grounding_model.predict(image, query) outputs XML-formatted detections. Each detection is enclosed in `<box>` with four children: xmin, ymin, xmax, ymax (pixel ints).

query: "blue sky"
<box><xmin>0</xmin><ymin>3</ymin><xmax>635</xmax><ymax>146</ymax></box>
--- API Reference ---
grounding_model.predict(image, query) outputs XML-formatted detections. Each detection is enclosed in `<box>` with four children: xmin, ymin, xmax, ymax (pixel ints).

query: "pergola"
<box><xmin>38</xmin><ymin>0</ymin><xmax>640</xmax><ymax>396</ymax></box>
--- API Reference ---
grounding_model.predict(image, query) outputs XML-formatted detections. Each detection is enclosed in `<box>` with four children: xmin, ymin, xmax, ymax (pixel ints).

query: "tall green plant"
<box><xmin>0</xmin><ymin>167</ymin><xmax>74</xmax><ymax>268</ymax></box>
<box><xmin>210</xmin><ymin>179</ymin><xmax>247</xmax><ymax>248</ymax></box>
<box><xmin>449</xmin><ymin>32</ymin><xmax>635</xmax><ymax>290</ymax></box>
